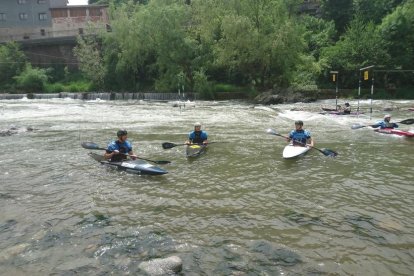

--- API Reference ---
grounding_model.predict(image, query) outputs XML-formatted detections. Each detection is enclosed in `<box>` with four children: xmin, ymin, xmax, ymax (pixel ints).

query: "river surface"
<box><xmin>1</xmin><ymin>98</ymin><xmax>413</xmax><ymax>275</ymax></box>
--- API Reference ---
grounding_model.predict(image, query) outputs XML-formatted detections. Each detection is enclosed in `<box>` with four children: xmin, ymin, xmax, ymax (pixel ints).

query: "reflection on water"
<box><xmin>0</xmin><ymin>98</ymin><xmax>413</xmax><ymax>275</ymax></box>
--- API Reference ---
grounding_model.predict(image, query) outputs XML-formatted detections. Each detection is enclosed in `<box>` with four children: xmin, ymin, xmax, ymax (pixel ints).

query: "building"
<box><xmin>0</xmin><ymin>0</ymin><xmax>109</xmax><ymax>43</ymax></box>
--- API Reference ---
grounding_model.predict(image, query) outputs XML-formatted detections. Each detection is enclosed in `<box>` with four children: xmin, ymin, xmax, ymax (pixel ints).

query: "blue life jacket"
<box><xmin>188</xmin><ymin>130</ymin><xmax>208</xmax><ymax>144</ymax></box>
<box><xmin>106</xmin><ymin>140</ymin><xmax>133</xmax><ymax>162</ymax></box>
<box><xmin>289</xmin><ymin>129</ymin><xmax>311</xmax><ymax>145</ymax></box>
<box><xmin>372</xmin><ymin>121</ymin><xmax>398</xmax><ymax>129</ymax></box>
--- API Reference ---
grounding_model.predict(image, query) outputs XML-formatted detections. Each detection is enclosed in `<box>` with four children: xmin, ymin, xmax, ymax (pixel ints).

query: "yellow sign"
<box><xmin>332</xmin><ymin>74</ymin><xmax>336</xmax><ymax>82</ymax></box>
<box><xmin>364</xmin><ymin>70</ymin><xmax>369</xmax><ymax>80</ymax></box>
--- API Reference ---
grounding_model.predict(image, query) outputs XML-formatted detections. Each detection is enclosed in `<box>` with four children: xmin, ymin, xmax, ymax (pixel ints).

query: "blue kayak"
<box><xmin>88</xmin><ymin>152</ymin><xmax>168</xmax><ymax>175</ymax></box>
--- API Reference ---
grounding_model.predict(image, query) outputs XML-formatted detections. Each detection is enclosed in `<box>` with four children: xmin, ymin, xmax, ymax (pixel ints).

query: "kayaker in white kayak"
<box><xmin>287</xmin><ymin>120</ymin><xmax>314</xmax><ymax>147</ymax></box>
<box><xmin>371</xmin><ymin>114</ymin><xmax>399</xmax><ymax>129</ymax></box>
<box><xmin>185</xmin><ymin>122</ymin><xmax>208</xmax><ymax>145</ymax></box>
<box><xmin>104</xmin><ymin>129</ymin><xmax>137</xmax><ymax>161</ymax></box>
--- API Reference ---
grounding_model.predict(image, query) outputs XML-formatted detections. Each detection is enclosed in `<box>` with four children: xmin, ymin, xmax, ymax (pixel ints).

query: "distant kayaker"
<box><xmin>104</xmin><ymin>129</ymin><xmax>137</xmax><ymax>162</ymax></box>
<box><xmin>185</xmin><ymin>122</ymin><xmax>208</xmax><ymax>145</ymax></box>
<box><xmin>287</xmin><ymin>120</ymin><xmax>314</xmax><ymax>147</ymax></box>
<box><xmin>343</xmin><ymin>103</ymin><xmax>351</xmax><ymax>114</ymax></box>
<box><xmin>371</xmin><ymin>114</ymin><xmax>399</xmax><ymax>129</ymax></box>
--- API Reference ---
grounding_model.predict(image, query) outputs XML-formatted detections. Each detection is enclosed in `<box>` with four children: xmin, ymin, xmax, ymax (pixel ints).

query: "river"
<box><xmin>1</xmin><ymin>98</ymin><xmax>413</xmax><ymax>275</ymax></box>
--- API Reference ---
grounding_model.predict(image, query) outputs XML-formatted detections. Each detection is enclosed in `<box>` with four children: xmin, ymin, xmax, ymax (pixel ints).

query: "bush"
<box><xmin>13</xmin><ymin>64</ymin><xmax>48</xmax><ymax>92</ymax></box>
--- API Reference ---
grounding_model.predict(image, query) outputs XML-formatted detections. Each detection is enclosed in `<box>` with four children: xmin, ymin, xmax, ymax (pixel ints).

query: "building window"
<box><xmin>0</xmin><ymin>13</ymin><xmax>6</xmax><ymax>21</ymax></box>
<box><xmin>79</xmin><ymin>28</ymin><xmax>84</xmax><ymax>35</ymax></box>
<box><xmin>38</xmin><ymin>0</ymin><xmax>46</xmax><ymax>3</ymax></box>
<box><xmin>18</xmin><ymin>0</ymin><xmax>27</xmax><ymax>4</ymax></box>
<box><xmin>40</xmin><ymin>29</ymin><xmax>45</xmax><ymax>36</ymax></box>
<box><xmin>19</xmin><ymin>13</ymin><xmax>28</xmax><ymax>20</ymax></box>
<box><xmin>39</xmin><ymin>13</ymin><xmax>48</xmax><ymax>21</ymax></box>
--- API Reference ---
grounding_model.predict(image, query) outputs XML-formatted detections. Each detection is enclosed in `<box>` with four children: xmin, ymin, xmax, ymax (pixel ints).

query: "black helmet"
<box><xmin>345</xmin><ymin>102</ymin><xmax>350</xmax><ymax>106</ymax></box>
<box><xmin>294</xmin><ymin>120</ymin><xmax>303</xmax><ymax>126</ymax></box>
<box><xmin>117</xmin><ymin>129</ymin><xmax>128</xmax><ymax>137</ymax></box>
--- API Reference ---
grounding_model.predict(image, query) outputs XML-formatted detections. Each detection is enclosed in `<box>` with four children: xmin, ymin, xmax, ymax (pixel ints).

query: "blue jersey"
<box><xmin>371</xmin><ymin>121</ymin><xmax>398</xmax><ymax>129</ymax></box>
<box><xmin>188</xmin><ymin>130</ymin><xmax>208</xmax><ymax>144</ymax></box>
<box><xmin>289</xmin><ymin>129</ymin><xmax>311</xmax><ymax>145</ymax></box>
<box><xmin>106</xmin><ymin>140</ymin><xmax>133</xmax><ymax>161</ymax></box>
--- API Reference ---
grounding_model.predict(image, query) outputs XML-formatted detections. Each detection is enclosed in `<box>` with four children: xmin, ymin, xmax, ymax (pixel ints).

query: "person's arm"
<box><xmin>370</xmin><ymin>121</ymin><xmax>382</xmax><ymax>128</ymax></box>
<box><xmin>393</xmin><ymin>123</ymin><xmax>399</xmax><ymax>128</ymax></box>
<box><xmin>128</xmin><ymin>150</ymin><xmax>137</xmax><ymax>160</ymax></box>
<box><xmin>307</xmin><ymin>137</ymin><xmax>314</xmax><ymax>147</ymax></box>
<box><xmin>186</xmin><ymin>132</ymin><xmax>193</xmax><ymax>144</ymax></box>
<box><xmin>202</xmin><ymin>131</ymin><xmax>208</xmax><ymax>144</ymax></box>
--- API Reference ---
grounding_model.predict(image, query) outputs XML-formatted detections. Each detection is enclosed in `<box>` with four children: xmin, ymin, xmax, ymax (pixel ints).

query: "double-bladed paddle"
<box><xmin>266</xmin><ymin>128</ymin><xmax>338</xmax><ymax>157</ymax></box>
<box><xmin>162</xmin><ymin>141</ymin><xmax>221</xmax><ymax>149</ymax></box>
<box><xmin>81</xmin><ymin>142</ymin><xmax>171</xmax><ymax>164</ymax></box>
<box><xmin>351</xmin><ymin>118</ymin><xmax>414</xmax><ymax>130</ymax></box>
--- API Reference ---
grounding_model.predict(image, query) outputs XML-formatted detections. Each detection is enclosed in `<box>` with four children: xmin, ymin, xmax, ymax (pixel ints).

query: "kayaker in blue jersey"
<box><xmin>287</xmin><ymin>120</ymin><xmax>314</xmax><ymax>147</ymax></box>
<box><xmin>104</xmin><ymin>129</ymin><xmax>137</xmax><ymax>162</ymax></box>
<box><xmin>371</xmin><ymin>114</ymin><xmax>399</xmax><ymax>129</ymax></box>
<box><xmin>185</xmin><ymin>122</ymin><xmax>208</xmax><ymax>144</ymax></box>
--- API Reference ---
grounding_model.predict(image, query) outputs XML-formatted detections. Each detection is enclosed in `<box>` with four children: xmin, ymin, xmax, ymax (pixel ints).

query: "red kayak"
<box><xmin>409</xmin><ymin>108</ymin><xmax>414</xmax><ymax>111</ymax></box>
<box><xmin>374</xmin><ymin>128</ymin><xmax>414</xmax><ymax>137</ymax></box>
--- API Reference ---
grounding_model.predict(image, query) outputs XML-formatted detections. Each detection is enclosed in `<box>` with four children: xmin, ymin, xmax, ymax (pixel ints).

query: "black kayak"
<box><xmin>88</xmin><ymin>152</ymin><xmax>168</xmax><ymax>175</ymax></box>
<box><xmin>185</xmin><ymin>144</ymin><xmax>207</xmax><ymax>158</ymax></box>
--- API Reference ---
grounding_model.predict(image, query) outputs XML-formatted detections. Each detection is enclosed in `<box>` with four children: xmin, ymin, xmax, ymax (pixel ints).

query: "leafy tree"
<box><xmin>0</xmin><ymin>42</ymin><xmax>27</xmax><ymax>87</ymax></box>
<box><xmin>321</xmin><ymin>15</ymin><xmax>389</xmax><ymax>87</ymax></box>
<box><xmin>73</xmin><ymin>35</ymin><xmax>106</xmax><ymax>89</ymax></box>
<box><xmin>353</xmin><ymin>0</ymin><xmax>404</xmax><ymax>24</ymax></box>
<box><xmin>13</xmin><ymin>64</ymin><xmax>49</xmax><ymax>92</ymax></box>
<box><xmin>378</xmin><ymin>0</ymin><xmax>414</xmax><ymax>69</ymax></box>
<box><xmin>320</xmin><ymin>0</ymin><xmax>353</xmax><ymax>35</ymax></box>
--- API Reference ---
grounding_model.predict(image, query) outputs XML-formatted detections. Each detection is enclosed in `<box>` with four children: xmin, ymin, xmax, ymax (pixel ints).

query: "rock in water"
<box><xmin>138</xmin><ymin>256</ymin><xmax>182</xmax><ymax>275</ymax></box>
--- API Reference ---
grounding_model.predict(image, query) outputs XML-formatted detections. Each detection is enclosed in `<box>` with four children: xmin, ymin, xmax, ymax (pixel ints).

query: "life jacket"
<box><xmin>290</xmin><ymin>129</ymin><xmax>310</xmax><ymax>145</ymax></box>
<box><xmin>110</xmin><ymin>141</ymin><xmax>129</xmax><ymax>162</ymax></box>
<box><xmin>191</xmin><ymin>131</ymin><xmax>205</xmax><ymax>144</ymax></box>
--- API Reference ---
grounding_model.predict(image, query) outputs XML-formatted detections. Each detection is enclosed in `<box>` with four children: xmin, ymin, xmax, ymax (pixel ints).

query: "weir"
<box><xmin>0</xmin><ymin>92</ymin><xmax>193</xmax><ymax>101</ymax></box>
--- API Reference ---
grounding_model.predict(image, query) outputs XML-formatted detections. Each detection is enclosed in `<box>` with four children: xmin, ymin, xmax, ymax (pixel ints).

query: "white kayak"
<box><xmin>282</xmin><ymin>144</ymin><xmax>311</xmax><ymax>159</ymax></box>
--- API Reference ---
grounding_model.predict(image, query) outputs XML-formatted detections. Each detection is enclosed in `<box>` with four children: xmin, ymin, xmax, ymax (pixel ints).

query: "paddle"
<box><xmin>162</xmin><ymin>141</ymin><xmax>221</xmax><ymax>149</ymax></box>
<box><xmin>351</xmin><ymin>118</ymin><xmax>414</xmax><ymax>129</ymax></box>
<box><xmin>81</xmin><ymin>142</ymin><xmax>171</xmax><ymax>164</ymax></box>
<box><xmin>266</xmin><ymin>128</ymin><xmax>338</xmax><ymax>157</ymax></box>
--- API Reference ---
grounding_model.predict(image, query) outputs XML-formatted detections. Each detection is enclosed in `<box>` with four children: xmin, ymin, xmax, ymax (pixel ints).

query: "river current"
<box><xmin>1</xmin><ymin>98</ymin><xmax>413</xmax><ymax>275</ymax></box>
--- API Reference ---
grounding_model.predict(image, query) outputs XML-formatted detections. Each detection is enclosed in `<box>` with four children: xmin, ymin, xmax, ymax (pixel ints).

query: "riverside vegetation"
<box><xmin>1</xmin><ymin>0</ymin><xmax>413</xmax><ymax>99</ymax></box>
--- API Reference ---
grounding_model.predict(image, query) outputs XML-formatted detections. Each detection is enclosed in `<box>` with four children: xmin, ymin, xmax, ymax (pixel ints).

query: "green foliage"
<box><xmin>73</xmin><ymin>35</ymin><xmax>106</xmax><ymax>89</ymax></box>
<box><xmin>13</xmin><ymin>64</ymin><xmax>49</xmax><ymax>92</ymax></box>
<box><xmin>378</xmin><ymin>0</ymin><xmax>414</xmax><ymax>70</ymax></box>
<box><xmin>320</xmin><ymin>0</ymin><xmax>353</xmax><ymax>35</ymax></box>
<box><xmin>0</xmin><ymin>42</ymin><xmax>27</xmax><ymax>87</ymax></box>
<box><xmin>193</xmin><ymin>69</ymin><xmax>214</xmax><ymax>99</ymax></box>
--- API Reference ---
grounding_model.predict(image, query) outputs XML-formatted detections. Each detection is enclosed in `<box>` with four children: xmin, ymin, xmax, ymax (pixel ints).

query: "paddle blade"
<box><xmin>162</xmin><ymin>142</ymin><xmax>178</xmax><ymax>149</ymax></box>
<box><xmin>266</xmin><ymin>128</ymin><xmax>278</xmax><ymax>136</ymax></box>
<box><xmin>351</xmin><ymin>124</ymin><xmax>366</xmax><ymax>130</ymax></box>
<box><xmin>81</xmin><ymin>142</ymin><xmax>104</xmax><ymax>150</ymax></box>
<box><xmin>399</xmin><ymin>118</ymin><xmax>414</xmax><ymax>125</ymax></box>
<box><xmin>320</xmin><ymin>148</ymin><xmax>338</xmax><ymax>157</ymax></box>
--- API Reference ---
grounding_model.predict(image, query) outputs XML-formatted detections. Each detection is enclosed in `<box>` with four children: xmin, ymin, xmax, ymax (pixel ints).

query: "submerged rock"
<box><xmin>138</xmin><ymin>256</ymin><xmax>182</xmax><ymax>275</ymax></box>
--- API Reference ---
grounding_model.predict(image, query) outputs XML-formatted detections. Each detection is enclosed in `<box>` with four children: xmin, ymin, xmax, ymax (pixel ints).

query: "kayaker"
<box><xmin>287</xmin><ymin>120</ymin><xmax>314</xmax><ymax>147</ymax></box>
<box><xmin>371</xmin><ymin>114</ymin><xmax>399</xmax><ymax>129</ymax></box>
<box><xmin>185</xmin><ymin>122</ymin><xmax>208</xmax><ymax>145</ymax></box>
<box><xmin>104</xmin><ymin>129</ymin><xmax>137</xmax><ymax>162</ymax></box>
<box><xmin>343</xmin><ymin>103</ymin><xmax>351</xmax><ymax>114</ymax></box>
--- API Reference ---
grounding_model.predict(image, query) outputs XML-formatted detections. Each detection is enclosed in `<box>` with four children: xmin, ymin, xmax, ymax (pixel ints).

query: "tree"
<box><xmin>0</xmin><ymin>42</ymin><xmax>27</xmax><ymax>87</ymax></box>
<box><xmin>378</xmin><ymin>0</ymin><xmax>414</xmax><ymax>69</ymax></box>
<box><xmin>321</xmin><ymin>15</ymin><xmax>389</xmax><ymax>87</ymax></box>
<box><xmin>320</xmin><ymin>0</ymin><xmax>353</xmax><ymax>35</ymax></box>
<box><xmin>73</xmin><ymin>35</ymin><xmax>106</xmax><ymax>89</ymax></box>
<box><xmin>13</xmin><ymin>64</ymin><xmax>49</xmax><ymax>92</ymax></box>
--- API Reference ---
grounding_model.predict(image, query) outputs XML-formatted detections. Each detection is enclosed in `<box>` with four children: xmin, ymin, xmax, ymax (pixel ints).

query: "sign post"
<box><xmin>330</xmin><ymin>71</ymin><xmax>339</xmax><ymax>110</ymax></box>
<box><xmin>359</xmin><ymin>65</ymin><xmax>374</xmax><ymax>119</ymax></box>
